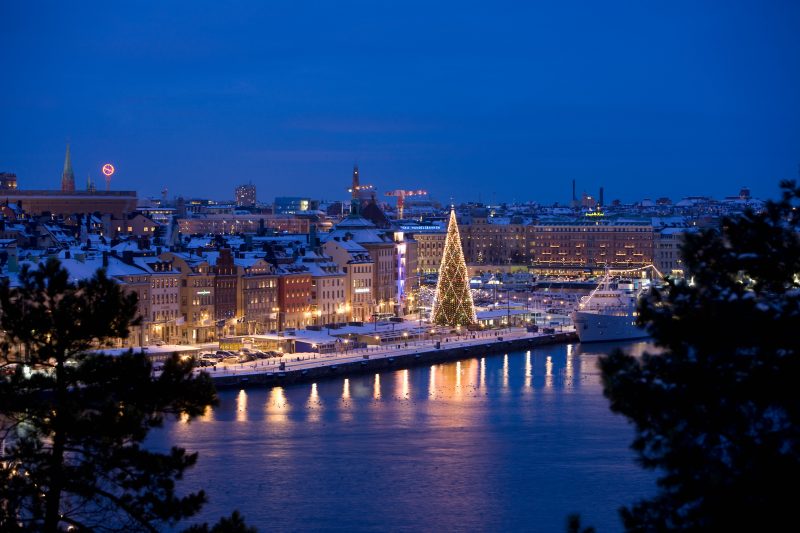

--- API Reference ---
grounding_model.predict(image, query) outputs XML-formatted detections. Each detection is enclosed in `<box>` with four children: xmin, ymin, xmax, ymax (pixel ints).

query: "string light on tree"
<box><xmin>432</xmin><ymin>208</ymin><xmax>477</xmax><ymax>326</ymax></box>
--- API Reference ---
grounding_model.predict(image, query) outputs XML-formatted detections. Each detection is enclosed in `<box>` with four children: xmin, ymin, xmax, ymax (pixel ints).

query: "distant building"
<box><xmin>0</xmin><ymin>144</ymin><xmax>137</xmax><ymax>217</ymax></box>
<box><xmin>274</xmin><ymin>197</ymin><xmax>310</xmax><ymax>215</ymax></box>
<box><xmin>414</xmin><ymin>230</ymin><xmax>447</xmax><ymax>273</ymax></box>
<box><xmin>0</xmin><ymin>173</ymin><xmax>18</xmax><ymax>190</ymax></box>
<box><xmin>529</xmin><ymin>222</ymin><xmax>654</xmax><ymax>275</ymax></box>
<box><xmin>235</xmin><ymin>183</ymin><xmax>256</xmax><ymax>207</ymax></box>
<box><xmin>654</xmin><ymin>227</ymin><xmax>691</xmax><ymax>278</ymax></box>
<box><xmin>177</xmin><ymin>214</ymin><xmax>309</xmax><ymax>235</ymax></box>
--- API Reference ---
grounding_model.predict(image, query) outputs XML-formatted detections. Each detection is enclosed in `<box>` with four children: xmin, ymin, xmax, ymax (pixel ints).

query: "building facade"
<box><xmin>177</xmin><ymin>214</ymin><xmax>309</xmax><ymax>235</ymax></box>
<box><xmin>529</xmin><ymin>222</ymin><xmax>654</xmax><ymax>274</ymax></box>
<box><xmin>323</xmin><ymin>238</ymin><xmax>374</xmax><ymax>322</ymax></box>
<box><xmin>235</xmin><ymin>183</ymin><xmax>257</xmax><ymax>207</ymax></box>
<box><xmin>277</xmin><ymin>268</ymin><xmax>312</xmax><ymax>330</ymax></box>
<box><xmin>240</xmin><ymin>258</ymin><xmax>279</xmax><ymax>334</ymax></box>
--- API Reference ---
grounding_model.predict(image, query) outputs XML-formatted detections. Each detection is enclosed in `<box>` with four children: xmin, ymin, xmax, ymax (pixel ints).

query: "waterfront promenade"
<box><xmin>203</xmin><ymin>327</ymin><xmax>577</xmax><ymax>388</ymax></box>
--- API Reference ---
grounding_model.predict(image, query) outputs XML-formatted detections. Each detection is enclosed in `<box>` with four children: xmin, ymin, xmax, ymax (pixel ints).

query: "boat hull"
<box><xmin>572</xmin><ymin>311</ymin><xmax>649</xmax><ymax>343</ymax></box>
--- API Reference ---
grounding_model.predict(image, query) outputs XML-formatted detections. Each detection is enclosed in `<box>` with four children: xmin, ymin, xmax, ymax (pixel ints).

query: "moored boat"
<box><xmin>571</xmin><ymin>276</ymin><xmax>649</xmax><ymax>343</ymax></box>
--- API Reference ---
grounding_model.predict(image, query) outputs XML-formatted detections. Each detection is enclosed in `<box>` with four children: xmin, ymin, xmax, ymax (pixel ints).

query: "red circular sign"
<box><xmin>102</xmin><ymin>163</ymin><xmax>115</xmax><ymax>176</ymax></box>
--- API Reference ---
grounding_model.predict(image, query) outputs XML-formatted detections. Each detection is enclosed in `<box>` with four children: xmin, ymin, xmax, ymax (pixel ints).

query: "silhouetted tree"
<box><xmin>184</xmin><ymin>510</ymin><xmax>257</xmax><ymax>533</ymax></box>
<box><xmin>600</xmin><ymin>181</ymin><xmax>800</xmax><ymax>530</ymax></box>
<box><xmin>566</xmin><ymin>514</ymin><xmax>595</xmax><ymax>533</ymax></box>
<box><xmin>0</xmin><ymin>258</ymin><xmax>253</xmax><ymax>531</ymax></box>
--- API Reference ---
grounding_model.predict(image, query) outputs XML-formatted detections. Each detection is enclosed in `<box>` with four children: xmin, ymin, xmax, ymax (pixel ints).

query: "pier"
<box><xmin>206</xmin><ymin>327</ymin><xmax>578</xmax><ymax>389</ymax></box>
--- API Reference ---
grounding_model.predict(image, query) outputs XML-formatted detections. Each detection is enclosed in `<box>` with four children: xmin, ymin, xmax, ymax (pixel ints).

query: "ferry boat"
<box><xmin>571</xmin><ymin>276</ymin><xmax>650</xmax><ymax>343</ymax></box>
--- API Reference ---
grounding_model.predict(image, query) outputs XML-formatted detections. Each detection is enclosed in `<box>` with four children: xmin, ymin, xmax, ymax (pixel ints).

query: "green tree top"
<box><xmin>600</xmin><ymin>181</ymin><xmax>800</xmax><ymax>531</ymax></box>
<box><xmin>0</xmin><ymin>258</ymin><xmax>251</xmax><ymax>532</ymax></box>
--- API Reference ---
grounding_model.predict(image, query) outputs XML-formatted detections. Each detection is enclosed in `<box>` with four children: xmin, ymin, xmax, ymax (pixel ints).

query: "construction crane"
<box><xmin>385</xmin><ymin>189</ymin><xmax>427</xmax><ymax>220</ymax></box>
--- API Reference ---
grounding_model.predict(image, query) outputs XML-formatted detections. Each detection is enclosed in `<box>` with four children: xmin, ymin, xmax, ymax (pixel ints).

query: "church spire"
<box><xmin>61</xmin><ymin>143</ymin><xmax>75</xmax><ymax>192</ymax></box>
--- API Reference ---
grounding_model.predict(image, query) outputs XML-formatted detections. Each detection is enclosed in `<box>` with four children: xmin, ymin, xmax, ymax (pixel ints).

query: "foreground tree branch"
<box><xmin>599</xmin><ymin>181</ymin><xmax>800</xmax><ymax>531</ymax></box>
<box><xmin>0</xmin><ymin>258</ymin><xmax>254</xmax><ymax>532</ymax></box>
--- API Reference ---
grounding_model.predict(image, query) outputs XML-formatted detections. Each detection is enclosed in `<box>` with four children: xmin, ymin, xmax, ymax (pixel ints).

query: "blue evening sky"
<box><xmin>1</xmin><ymin>0</ymin><xmax>798</xmax><ymax>205</ymax></box>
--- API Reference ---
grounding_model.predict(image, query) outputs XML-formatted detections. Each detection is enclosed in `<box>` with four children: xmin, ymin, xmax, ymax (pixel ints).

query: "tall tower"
<box><xmin>61</xmin><ymin>143</ymin><xmax>75</xmax><ymax>192</ymax></box>
<box><xmin>350</xmin><ymin>165</ymin><xmax>360</xmax><ymax>215</ymax></box>
<box><xmin>432</xmin><ymin>209</ymin><xmax>477</xmax><ymax>326</ymax></box>
<box><xmin>351</xmin><ymin>165</ymin><xmax>359</xmax><ymax>200</ymax></box>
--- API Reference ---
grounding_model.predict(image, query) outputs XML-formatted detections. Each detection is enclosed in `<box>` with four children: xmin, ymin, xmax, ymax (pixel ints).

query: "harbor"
<box><xmin>154</xmin><ymin>339</ymin><xmax>657</xmax><ymax>532</ymax></box>
<box><xmin>203</xmin><ymin>327</ymin><xmax>577</xmax><ymax>389</ymax></box>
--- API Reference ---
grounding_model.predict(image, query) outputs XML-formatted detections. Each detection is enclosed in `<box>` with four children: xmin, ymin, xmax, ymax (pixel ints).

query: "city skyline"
<box><xmin>2</xmin><ymin>1</ymin><xmax>799</xmax><ymax>203</ymax></box>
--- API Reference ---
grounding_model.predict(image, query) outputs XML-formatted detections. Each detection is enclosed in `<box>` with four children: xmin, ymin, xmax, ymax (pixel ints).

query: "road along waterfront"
<box><xmin>153</xmin><ymin>339</ymin><xmax>656</xmax><ymax>532</ymax></box>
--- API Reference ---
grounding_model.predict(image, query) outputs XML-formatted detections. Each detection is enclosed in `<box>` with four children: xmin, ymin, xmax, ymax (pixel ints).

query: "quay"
<box><xmin>207</xmin><ymin>328</ymin><xmax>578</xmax><ymax>389</ymax></box>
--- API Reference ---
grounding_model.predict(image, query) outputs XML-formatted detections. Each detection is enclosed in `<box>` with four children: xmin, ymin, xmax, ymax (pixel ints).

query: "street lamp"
<box><xmin>506</xmin><ymin>289</ymin><xmax>511</xmax><ymax>327</ymax></box>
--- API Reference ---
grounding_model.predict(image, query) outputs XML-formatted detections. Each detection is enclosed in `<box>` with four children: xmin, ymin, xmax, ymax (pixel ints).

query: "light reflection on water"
<box><xmin>153</xmin><ymin>340</ymin><xmax>656</xmax><ymax>532</ymax></box>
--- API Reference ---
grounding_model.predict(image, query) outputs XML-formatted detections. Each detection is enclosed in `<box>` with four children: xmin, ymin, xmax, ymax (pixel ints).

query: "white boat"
<box><xmin>571</xmin><ymin>276</ymin><xmax>649</xmax><ymax>343</ymax></box>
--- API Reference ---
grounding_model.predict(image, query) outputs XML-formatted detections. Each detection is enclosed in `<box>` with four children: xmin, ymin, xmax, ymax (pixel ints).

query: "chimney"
<box><xmin>599</xmin><ymin>187</ymin><xmax>604</xmax><ymax>207</ymax></box>
<box><xmin>64</xmin><ymin>250</ymin><xmax>71</xmax><ymax>259</ymax></box>
<box><xmin>103</xmin><ymin>251</ymin><xmax>109</xmax><ymax>267</ymax></box>
<box><xmin>122</xmin><ymin>250</ymin><xmax>134</xmax><ymax>265</ymax></box>
<box><xmin>572</xmin><ymin>179</ymin><xmax>576</xmax><ymax>202</ymax></box>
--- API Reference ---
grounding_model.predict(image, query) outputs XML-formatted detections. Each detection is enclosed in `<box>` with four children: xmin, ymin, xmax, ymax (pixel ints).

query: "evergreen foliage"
<box><xmin>0</xmin><ymin>258</ymin><xmax>252</xmax><ymax>532</ymax></box>
<box><xmin>432</xmin><ymin>209</ymin><xmax>477</xmax><ymax>326</ymax></box>
<box><xmin>184</xmin><ymin>510</ymin><xmax>257</xmax><ymax>533</ymax></box>
<box><xmin>600</xmin><ymin>181</ymin><xmax>800</xmax><ymax>530</ymax></box>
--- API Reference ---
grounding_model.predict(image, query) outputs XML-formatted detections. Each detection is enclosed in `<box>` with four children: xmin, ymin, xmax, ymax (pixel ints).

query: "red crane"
<box><xmin>385</xmin><ymin>189</ymin><xmax>427</xmax><ymax>220</ymax></box>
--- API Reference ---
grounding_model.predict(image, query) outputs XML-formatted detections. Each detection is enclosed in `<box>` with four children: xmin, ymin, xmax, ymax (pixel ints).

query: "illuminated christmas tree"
<box><xmin>432</xmin><ymin>208</ymin><xmax>477</xmax><ymax>326</ymax></box>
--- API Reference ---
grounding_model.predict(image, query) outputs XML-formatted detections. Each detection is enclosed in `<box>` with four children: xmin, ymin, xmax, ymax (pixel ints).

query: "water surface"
<box><xmin>151</xmin><ymin>341</ymin><xmax>656</xmax><ymax>532</ymax></box>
